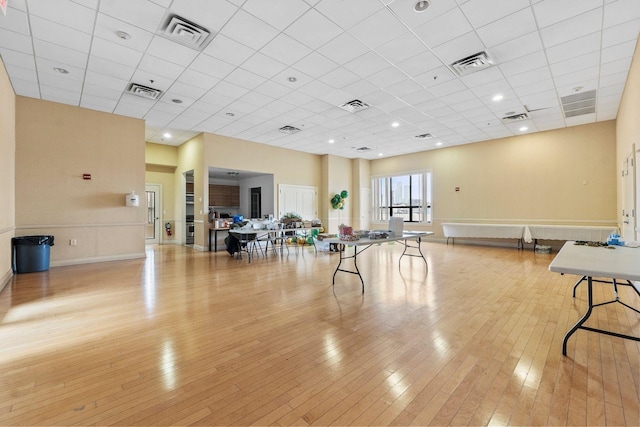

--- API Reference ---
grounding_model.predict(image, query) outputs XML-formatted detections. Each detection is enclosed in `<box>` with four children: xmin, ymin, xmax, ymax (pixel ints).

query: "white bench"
<box><xmin>442</xmin><ymin>223</ymin><xmax>526</xmax><ymax>249</ymax></box>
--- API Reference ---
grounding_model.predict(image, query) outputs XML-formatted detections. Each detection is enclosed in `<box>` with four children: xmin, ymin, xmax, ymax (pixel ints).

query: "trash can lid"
<box><xmin>12</xmin><ymin>235</ymin><xmax>55</xmax><ymax>246</ymax></box>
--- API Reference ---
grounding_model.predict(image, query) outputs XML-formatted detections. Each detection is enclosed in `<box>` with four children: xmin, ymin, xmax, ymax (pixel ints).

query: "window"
<box><xmin>372</xmin><ymin>171</ymin><xmax>432</xmax><ymax>223</ymax></box>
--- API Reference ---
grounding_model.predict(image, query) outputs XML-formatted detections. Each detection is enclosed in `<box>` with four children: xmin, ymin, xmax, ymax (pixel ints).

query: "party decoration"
<box><xmin>331</xmin><ymin>190</ymin><xmax>348</xmax><ymax>210</ymax></box>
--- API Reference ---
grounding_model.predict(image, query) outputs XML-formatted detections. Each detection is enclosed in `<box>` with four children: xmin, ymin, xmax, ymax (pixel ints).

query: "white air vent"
<box><xmin>126</xmin><ymin>83</ymin><xmax>162</xmax><ymax>100</ymax></box>
<box><xmin>339</xmin><ymin>99</ymin><xmax>371</xmax><ymax>113</ymax></box>
<box><xmin>561</xmin><ymin>90</ymin><xmax>596</xmax><ymax>118</ymax></box>
<box><xmin>159</xmin><ymin>14</ymin><xmax>213</xmax><ymax>51</ymax></box>
<box><xmin>414</xmin><ymin>133</ymin><xmax>434</xmax><ymax>139</ymax></box>
<box><xmin>501</xmin><ymin>113</ymin><xmax>529</xmax><ymax>123</ymax></box>
<box><xmin>278</xmin><ymin>125</ymin><xmax>301</xmax><ymax>134</ymax></box>
<box><xmin>450</xmin><ymin>51</ymin><xmax>494</xmax><ymax>76</ymax></box>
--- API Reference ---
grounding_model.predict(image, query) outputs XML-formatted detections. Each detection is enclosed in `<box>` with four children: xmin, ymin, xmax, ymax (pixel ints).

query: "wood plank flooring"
<box><xmin>0</xmin><ymin>242</ymin><xmax>638</xmax><ymax>426</ymax></box>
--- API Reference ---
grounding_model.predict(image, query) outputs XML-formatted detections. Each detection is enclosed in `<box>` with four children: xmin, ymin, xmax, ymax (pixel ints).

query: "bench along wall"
<box><xmin>370</xmin><ymin>121</ymin><xmax>617</xmax><ymax>240</ymax></box>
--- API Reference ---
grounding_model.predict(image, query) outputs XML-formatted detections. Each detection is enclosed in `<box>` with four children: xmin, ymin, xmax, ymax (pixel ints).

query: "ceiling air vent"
<box><xmin>339</xmin><ymin>99</ymin><xmax>371</xmax><ymax>113</ymax></box>
<box><xmin>126</xmin><ymin>83</ymin><xmax>162</xmax><ymax>100</ymax></box>
<box><xmin>501</xmin><ymin>113</ymin><xmax>529</xmax><ymax>123</ymax></box>
<box><xmin>278</xmin><ymin>125</ymin><xmax>301</xmax><ymax>134</ymax></box>
<box><xmin>450</xmin><ymin>51</ymin><xmax>494</xmax><ymax>76</ymax></box>
<box><xmin>561</xmin><ymin>90</ymin><xmax>596</xmax><ymax>118</ymax></box>
<box><xmin>414</xmin><ymin>133</ymin><xmax>434</xmax><ymax>139</ymax></box>
<box><xmin>355</xmin><ymin>146</ymin><xmax>372</xmax><ymax>151</ymax></box>
<box><xmin>159</xmin><ymin>14</ymin><xmax>213</xmax><ymax>51</ymax></box>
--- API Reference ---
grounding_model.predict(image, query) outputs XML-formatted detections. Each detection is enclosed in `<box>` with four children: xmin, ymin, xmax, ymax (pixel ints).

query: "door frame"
<box><xmin>145</xmin><ymin>183</ymin><xmax>162</xmax><ymax>245</ymax></box>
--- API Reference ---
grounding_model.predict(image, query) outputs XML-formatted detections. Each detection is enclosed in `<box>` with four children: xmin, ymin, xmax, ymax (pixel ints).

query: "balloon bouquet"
<box><xmin>331</xmin><ymin>190</ymin><xmax>348</xmax><ymax>210</ymax></box>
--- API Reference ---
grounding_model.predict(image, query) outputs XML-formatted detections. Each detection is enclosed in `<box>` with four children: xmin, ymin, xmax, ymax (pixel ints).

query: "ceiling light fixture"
<box><xmin>492</xmin><ymin>94</ymin><xmax>504</xmax><ymax>102</ymax></box>
<box><xmin>391</xmin><ymin>121</ymin><xmax>400</xmax><ymax>128</ymax></box>
<box><xmin>225</xmin><ymin>112</ymin><xmax>235</xmax><ymax>117</ymax></box>
<box><xmin>519</xmin><ymin>126</ymin><xmax>529</xmax><ymax>132</ymax></box>
<box><xmin>414</xmin><ymin>1</ymin><xmax>430</xmax><ymax>12</ymax></box>
<box><xmin>227</xmin><ymin>171</ymin><xmax>239</xmax><ymax>177</ymax></box>
<box><xmin>116</xmin><ymin>31</ymin><xmax>131</xmax><ymax>40</ymax></box>
<box><xmin>53</xmin><ymin>67</ymin><xmax>69</xmax><ymax>74</ymax></box>
<box><xmin>378</xmin><ymin>153</ymin><xmax>383</xmax><ymax>157</ymax></box>
<box><xmin>288</xmin><ymin>76</ymin><xmax>297</xmax><ymax>83</ymax></box>
<box><xmin>328</xmin><ymin>139</ymin><xmax>335</xmax><ymax>144</ymax></box>
<box><xmin>171</xmin><ymin>98</ymin><xmax>183</xmax><ymax>104</ymax></box>
<box><xmin>163</xmin><ymin>132</ymin><xmax>172</xmax><ymax>138</ymax></box>
<box><xmin>436</xmin><ymin>142</ymin><xmax>443</xmax><ymax>146</ymax></box>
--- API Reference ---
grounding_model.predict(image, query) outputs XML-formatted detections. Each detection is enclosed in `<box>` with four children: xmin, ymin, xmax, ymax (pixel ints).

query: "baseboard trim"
<box><xmin>51</xmin><ymin>252</ymin><xmax>146</xmax><ymax>267</ymax></box>
<box><xmin>0</xmin><ymin>268</ymin><xmax>13</xmax><ymax>293</ymax></box>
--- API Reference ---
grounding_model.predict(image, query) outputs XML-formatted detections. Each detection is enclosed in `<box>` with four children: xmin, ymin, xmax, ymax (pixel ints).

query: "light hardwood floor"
<box><xmin>0</xmin><ymin>242</ymin><xmax>638</xmax><ymax>426</ymax></box>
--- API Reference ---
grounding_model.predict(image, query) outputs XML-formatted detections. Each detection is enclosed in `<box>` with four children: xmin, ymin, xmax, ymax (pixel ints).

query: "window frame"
<box><xmin>371</xmin><ymin>170</ymin><xmax>432</xmax><ymax>224</ymax></box>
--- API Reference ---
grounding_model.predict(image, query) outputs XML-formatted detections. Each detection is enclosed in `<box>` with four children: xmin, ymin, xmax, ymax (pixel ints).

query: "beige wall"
<box><xmin>0</xmin><ymin>57</ymin><xmax>15</xmax><ymax>291</ymax></box>
<box><xmin>371</xmin><ymin>121</ymin><xmax>617</xmax><ymax>238</ymax></box>
<box><xmin>616</xmin><ymin>35</ymin><xmax>640</xmax><ymax>235</ymax></box>
<box><xmin>178</xmin><ymin>134</ymin><xmax>205</xmax><ymax>247</ymax></box>
<box><xmin>15</xmin><ymin>97</ymin><xmax>146</xmax><ymax>265</ymax></box>
<box><xmin>323</xmin><ymin>155</ymin><xmax>354</xmax><ymax>233</ymax></box>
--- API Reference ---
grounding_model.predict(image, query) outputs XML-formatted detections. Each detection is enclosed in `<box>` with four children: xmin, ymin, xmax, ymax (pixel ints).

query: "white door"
<box><xmin>621</xmin><ymin>149</ymin><xmax>636</xmax><ymax>241</ymax></box>
<box><xmin>145</xmin><ymin>184</ymin><xmax>162</xmax><ymax>244</ymax></box>
<box><xmin>278</xmin><ymin>184</ymin><xmax>318</xmax><ymax>220</ymax></box>
<box><xmin>360</xmin><ymin>187</ymin><xmax>371</xmax><ymax>230</ymax></box>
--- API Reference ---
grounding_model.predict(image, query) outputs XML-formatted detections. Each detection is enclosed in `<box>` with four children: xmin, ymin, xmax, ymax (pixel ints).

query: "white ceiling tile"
<box><xmin>460</xmin><ymin>0</ymin><xmax>530</xmax><ymax>28</ymax></box>
<box><xmin>85</xmin><ymin>71</ymin><xmax>130</xmax><ymax>92</ymax></box>
<box><xmin>550</xmin><ymin>51</ymin><xmax>600</xmax><ymax>77</ymax></box>
<box><xmin>91</xmin><ymin>37</ymin><xmax>144</xmax><ymax>68</ymax></box>
<box><xmin>146</xmin><ymin>36</ymin><xmax>199</xmax><ymax>66</ymax></box>
<box><xmin>459</xmin><ymin>66</ymin><xmax>504</xmax><ymax>88</ymax></box>
<box><xmin>600</xmin><ymin>70</ymin><xmax>630</xmax><ymax>88</ymax></box>
<box><xmin>385</xmin><ymin>79</ymin><xmax>425</xmax><ymax>98</ymax></box>
<box><xmin>98</xmin><ymin>0</ymin><xmax>166</xmax><ymax>32</ymax></box>
<box><xmin>367</xmin><ymin>66</ymin><xmax>409</xmax><ymax>89</ymax></box>
<box><xmin>314</xmin><ymin>0</ymin><xmax>384</xmax><ymax>30</ymax></box>
<box><xmin>602</xmin><ymin>19</ymin><xmax>640</xmax><ymax>48</ymax></box>
<box><xmin>429</xmin><ymin>79</ymin><xmax>467</xmax><ymax>98</ymax></box>
<box><xmin>349</xmin><ymin>8</ymin><xmax>407</xmax><ymax>49</ymax></box>
<box><xmin>219</xmin><ymin>9</ymin><xmax>279</xmax><ymax>50</ymax></box>
<box><xmin>513</xmin><ymin>79</ymin><xmax>555</xmax><ymax>97</ymax></box>
<box><xmin>0</xmin><ymin>28</ymin><xmax>32</xmax><ymax>54</ymax></box>
<box><xmin>498</xmin><ymin>50</ymin><xmax>547</xmax><ymax>77</ymax></box>
<box><xmin>506</xmin><ymin>66</ymin><xmax>552</xmax><ymax>88</ymax></box>
<box><xmin>601</xmin><ymin>39</ymin><xmax>638</xmax><ymax>64</ymax></box>
<box><xmin>138</xmin><ymin>54</ymin><xmax>186</xmax><ymax>81</ymax></box>
<box><xmin>533</xmin><ymin>0</ymin><xmax>602</xmax><ymax>28</ymax></box>
<box><xmin>545</xmin><ymin>32</ymin><xmax>601</xmax><ymax>64</ymax></box>
<box><xmin>285</xmin><ymin>9</ymin><xmax>344</xmax><ymax>50</ymax></box>
<box><xmin>343</xmin><ymin>51</ymin><xmax>392</xmax><ymax>78</ymax></box>
<box><xmin>29</xmin><ymin>0</ymin><xmax>97</xmax><ymax>33</ymax></box>
<box><xmin>253</xmin><ymin>80</ymin><xmax>292</xmax><ymax>99</ymax></box>
<box><xmin>553</xmin><ymin>66</ymin><xmax>599</xmax><ymax>88</ymax></box>
<box><xmin>600</xmin><ymin>57</ymin><xmax>633</xmax><ymax>76</ymax></box>
<box><xmin>603</xmin><ymin>0</ymin><xmax>640</xmax><ymax>28</ymax></box>
<box><xmin>189</xmin><ymin>54</ymin><xmax>235</xmax><ymax>81</ymax></box>
<box><xmin>396</xmin><ymin>50</ymin><xmax>444</xmax><ymax>77</ymax></box>
<box><xmin>292</xmin><ymin>51</ymin><xmax>339</xmax><ymax>79</ymax></box>
<box><xmin>259</xmin><ymin>33</ymin><xmax>313</xmax><ymax>66</ymax></box>
<box><xmin>414</xmin><ymin>7</ymin><xmax>472</xmax><ymax>48</ymax></box>
<box><xmin>375</xmin><ymin>32</ymin><xmax>428</xmax><ymax>64</ymax></box>
<box><xmin>319</xmin><ymin>67</ymin><xmax>361</xmax><ymax>89</ymax></box>
<box><xmin>386</xmin><ymin>0</ymin><xmax>459</xmax><ymax>30</ymax></box>
<box><xmin>316</xmin><ymin>32</ymin><xmax>369</xmax><ymax>64</ymax></box>
<box><xmin>539</xmin><ymin>8</ymin><xmax>603</xmax><ymax>48</ymax></box>
<box><xmin>431</xmin><ymin>31</ymin><xmax>486</xmax><ymax>65</ymax></box>
<box><xmin>210</xmin><ymin>80</ymin><xmax>251</xmax><ymax>99</ymax></box>
<box><xmin>94</xmin><ymin>14</ymin><xmax>153</xmax><ymax>53</ymax></box>
<box><xmin>177</xmin><ymin>68</ymin><xmax>220</xmax><ymax>91</ymax></box>
<box><xmin>202</xmin><ymin>34</ymin><xmax>256</xmax><ymax>67</ymax></box>
<box><xmin>241</xmin><ymin>0</ymin><xmax>310</xmax><ymax>31</ymax></box>
<box><xmin>414</xmin><ymin>65</ymin><xmax>457</xmax><ymax>88</ymax></box>
<box><xmin>30</xmin><ymin>16</ymin><xmax>92</xmax><ymax>52</ymax></box>
<box><xmin>240</xmin><ymin>53</ymin><xmax>288</xmax><ymax>80</ymax></box>
<box><xmin>490</xmin><ymin>31</ymin><xmax>544</xmax><ymax>64</ymax></box>
<box><xmin>475</xmin><ymin>7</ymin><xmax>537</xmax><ymax>48</ymax></box>
<box><xmin>0</xmin><ymin>7</ymin><xmax>30</xmax><ymax>35</ymax></box>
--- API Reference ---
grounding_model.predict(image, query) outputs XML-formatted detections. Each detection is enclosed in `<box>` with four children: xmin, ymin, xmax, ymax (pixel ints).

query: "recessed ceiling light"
<box><xmin>519</xmin><ymin>126</ymin><xmax>528</xmax><ymax>132</ymax></box>
<box><xmin>492</xmin><ymin>94</ymin><xmax>504</xmax><ymax>102</ymax></box>
<box><xmin>288</xmin><ymin>76</ymin><xmax>297</xmax><ymax>83</ymax></box>
<box><xmin>225</xmin><ymin>112</ymin><xmax>235</xmax><ymax>117</ymax></box>
<box><xmin>414</xmin><ymin>0</ymin><xmax>430</xmax><ymax>12</ymax></box>
<box><xmin>328</xmin><ymin>139</ymin><xmax>335</xmax><ymax>144</ymax></box>
<box><xmin>378</xmin><ymin>153</ymin><xmax>383</xmax><ymax>157</ymax></box>
<box><xmin>391</xmin><ymin>121</ymin><xmax>400</xmax><ymax>128</ymax></box>
<box><xmin>436</xmin><ymin>142</ymin><xmax>443</xmax><ymax>146</ymax></box>
<box><xmin>573</xmin><ymin>86</ymin><xmax>583</xmax><ymax>92</ymax></box>
<box><xmin>116</xmin><ymin>31</ymin><xmax>131</xmax><ymax>40</ymax></box>
<box><xmin>163</xmin><ymin>132</ymin><xmax>172</xmax><ymax>138</ymax></box>
<box><xmin>53</xmin><ymin>67</ymin><xmax>68</xmax><ymax>74</ymax></box>
<box><xmin>171</xmin><ymin>98</ymin><xmax>183</xmax><ymax>104</ymax></box>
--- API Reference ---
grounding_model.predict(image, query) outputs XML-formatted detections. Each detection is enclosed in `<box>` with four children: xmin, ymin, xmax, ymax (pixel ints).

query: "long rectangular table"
<box><xmin>441</xmin><ymin>223</ymin><xmax>525</xmax><ymax>249</ymax></box>
<box><xmin>228</xmin><ymin>227</ymin><xmax>320</xmax><ymax>262</ymax></box>
<box><xmin>548</xmin><ymin>241</ymin><xmax>640</xmax><ymax>355</ymax></box>
<box><xmin>525</xmin><ymin>225</ymin><xmax>618</xmax><ymax>245</ymax></box>
<box><xmin>324</xmin><ymin>232</ymin><xmax>433</xmax><ymax>293</ymax></box>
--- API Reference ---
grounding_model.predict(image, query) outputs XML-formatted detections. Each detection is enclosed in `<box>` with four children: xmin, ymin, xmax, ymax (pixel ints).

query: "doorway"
<box><xmin>250</xmin><ymin>187</ymin><xmax>261</xmax><ymax>219</ymax></box>
<box><xmin>145</xmin><ymin>184</ymin><xmax>162</xmax><ymax>244</ymax></box>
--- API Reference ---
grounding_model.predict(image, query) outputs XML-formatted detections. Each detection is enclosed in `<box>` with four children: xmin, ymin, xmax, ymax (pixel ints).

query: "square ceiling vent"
<box><xmin>450</xmin><ymin>51</ymin><xmax>494</xmax><ymax>76</ymax></box>
<box><xmin>278</xmin><ymin>125</ymin><xmax>301</xmax><ymax>134</ymax></box>
<box><xmin>126</xmin><ymin>83</ymin><xmax>162</xmax><ymax>100</ymax></box>
<box><xmin>501</xmin><ymin>112</ymin><xmax>529</xmax><ymax>123</ymax></box>
<box><xmin>159</xmin><ymin>14</ymin><xmax>213</xmax><ymax>51</ymax></box>
<box><xmin>339</xmin><ymin>99</ymin><xmax>371</xmax><ymax>113</ymax></box>
<box><xmin>561</xmin><ymin>90</ymin><xmax>596</xmax><ymax>118</ymax></box>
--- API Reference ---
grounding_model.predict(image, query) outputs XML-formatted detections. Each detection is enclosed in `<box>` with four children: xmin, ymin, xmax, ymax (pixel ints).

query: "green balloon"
<box><xmin>341</xmin><ymin>190</ymin><xmax>349</xmax><ymax>198</ymax></box>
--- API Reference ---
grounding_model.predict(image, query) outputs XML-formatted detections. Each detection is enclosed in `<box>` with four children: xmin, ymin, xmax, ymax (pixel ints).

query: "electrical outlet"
<box><xmin>70</xmin><ymin>239</ymin><xmax>77</xmax><ymax>246</ymax></box>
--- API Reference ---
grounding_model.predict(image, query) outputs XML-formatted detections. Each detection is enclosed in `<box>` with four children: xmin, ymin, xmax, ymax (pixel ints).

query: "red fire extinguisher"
<box><xmin>165</xmin><ymin>222</ymin><xmax>172</xmax><ymax>236</ymax></box>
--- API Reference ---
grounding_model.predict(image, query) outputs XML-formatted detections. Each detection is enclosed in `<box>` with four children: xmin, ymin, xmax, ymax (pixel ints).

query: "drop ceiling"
<box><xmin>0</xmin><ymin>0</ymin><xmax>638</xmax><ymax>159</ymax></box>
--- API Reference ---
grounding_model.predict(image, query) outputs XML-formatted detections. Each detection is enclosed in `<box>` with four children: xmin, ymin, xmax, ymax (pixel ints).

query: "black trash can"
<box><xmin>12</xmin><ymin>235</ymin><xmax>55</xmax><ymax>273</ymax></box>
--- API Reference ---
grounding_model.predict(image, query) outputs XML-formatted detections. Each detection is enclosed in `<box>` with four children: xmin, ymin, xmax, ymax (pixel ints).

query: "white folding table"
<box><xmin>324</xmin><ymin>232</ymin><xmax>433</xmax><ymax>293</ymax></box>
<box><xmin>548</xmin><ymin>241</ymin><xmax>640</xmax><ymax>355</ymax></box>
